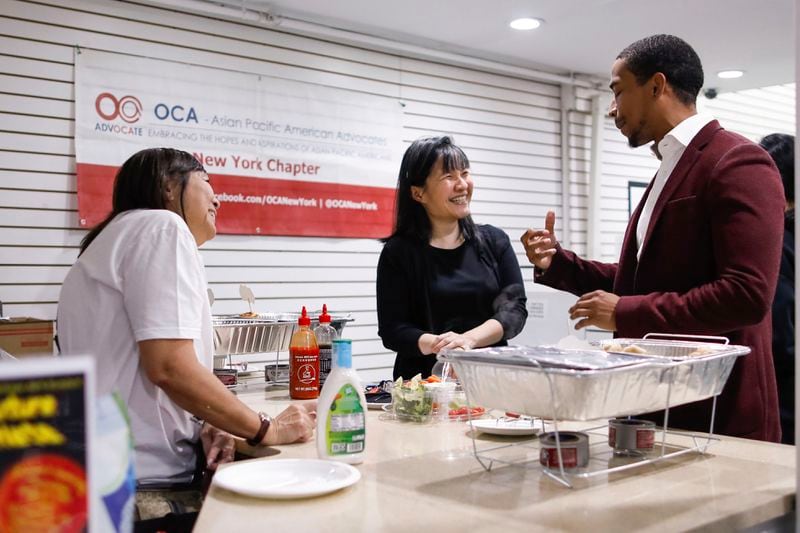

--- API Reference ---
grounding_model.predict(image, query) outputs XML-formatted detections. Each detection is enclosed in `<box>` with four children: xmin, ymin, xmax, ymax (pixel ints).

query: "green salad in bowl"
<box><xmin>392</xmin><ymin>374</ymin><xmax>433</xmax><ymax>423</ymax></box>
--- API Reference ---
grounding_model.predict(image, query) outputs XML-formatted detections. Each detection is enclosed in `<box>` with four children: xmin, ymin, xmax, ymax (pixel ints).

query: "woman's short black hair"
<box><xmin>79</xmin><ymin>147</ymin><xmax>205</xmax><ymax>254</ymax></box>
<box><xmin>617</xmin><ymin>34</ymin><xmax>704</xmax><ymax>106</ymax></box>
<box><xmin>760</xmin><ymin>133</ymin><xmax>795</xmax><ymax>204</ymax></box>
<box><xmin>384</xmin><ymin>136</ymin><xmax>476</xmax><ymax>243</ymax></box>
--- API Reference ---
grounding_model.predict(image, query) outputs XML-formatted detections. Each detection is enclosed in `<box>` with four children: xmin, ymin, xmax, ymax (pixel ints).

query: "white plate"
<box><xmin>213</xmin><ymin>459</ymin><xmax>361</xmax><ymax>499</ymax></box>
<box><xmin>469</xmin><ymin>418</ymin><xmax>540</xmax><ymax>436</ymax></box>
<box><xmin>367</xmin><ymin>401</ymin><xmax>389</xmax><ymax>410</ymax></box>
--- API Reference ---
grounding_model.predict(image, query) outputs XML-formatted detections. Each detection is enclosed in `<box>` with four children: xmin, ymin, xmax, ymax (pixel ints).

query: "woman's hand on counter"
<box><xmin>201</xmin><ymin>423</ymin><xmax>236</xmax><ymax>471</ymax></box>
<box><xmin>419</xmin><ymin>320</ymin><xmax>503</xmax><ymax>355</ymax></box>
<box><xmin>263</xmin><ymin>401</ymin><xmax>317</xmax><ymax>445</ymax></box>
<box><xmin>418</xmin><ymin>333</ymin><xmax>438</xmax><ymax>355</ymax></box>
<box><xmin>418</xmin><ymin>331</ymin><xmax>476</xmax><ymax>354</ymax></box>
<box><xmin>430</xmin><ymin>332</ymin><xmax>476</xmax><ymax>353</ymax></box>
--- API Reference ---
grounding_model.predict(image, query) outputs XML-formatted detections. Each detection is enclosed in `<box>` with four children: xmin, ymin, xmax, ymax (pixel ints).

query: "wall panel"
<box><xmin>0</xmin><ymin>0</ymin><xmax>565</xmax><ymax>379</ymax></box>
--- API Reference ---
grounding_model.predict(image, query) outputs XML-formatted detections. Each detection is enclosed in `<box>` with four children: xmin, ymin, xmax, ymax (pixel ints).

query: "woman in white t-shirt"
<box><xmin>58</xmin><ymin>148</ymin><xmax>316</xmax><ymax>490</ymax></box>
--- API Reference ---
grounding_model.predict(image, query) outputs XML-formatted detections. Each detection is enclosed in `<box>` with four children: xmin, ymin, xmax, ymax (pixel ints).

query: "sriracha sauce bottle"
<box><xmin>289</xmin><ymin>306</ymin><xmax>320</xmax><ymax>399</ymax></box>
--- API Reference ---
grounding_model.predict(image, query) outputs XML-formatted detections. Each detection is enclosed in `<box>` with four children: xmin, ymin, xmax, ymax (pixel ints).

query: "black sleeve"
<box><xmin>772</xmin><ymin>234</ymin><xmax>795</xmax><ymax>375</ymax></box>
<box><xmin>485</xmin><ymin>226</ymin><xmax>528</xmax><ymax>340</ymax></box>
<box><xmin>376</xmin><ymin>239</ymin><xmax>426</xmax><ymax>356</ymax></box>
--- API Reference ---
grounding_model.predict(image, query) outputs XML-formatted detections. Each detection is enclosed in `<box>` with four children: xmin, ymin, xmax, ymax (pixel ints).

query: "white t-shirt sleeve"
<box><xmin>121</xmin><ymin>216</ymin><xmax>206</xmax><ymax>342</ymax></box>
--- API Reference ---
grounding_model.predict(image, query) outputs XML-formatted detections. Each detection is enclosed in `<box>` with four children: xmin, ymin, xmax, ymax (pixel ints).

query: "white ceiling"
<box><xmin>239</xmin><ymin>0</ymin><xmax>794</xmax><ymax>94</ymax></box>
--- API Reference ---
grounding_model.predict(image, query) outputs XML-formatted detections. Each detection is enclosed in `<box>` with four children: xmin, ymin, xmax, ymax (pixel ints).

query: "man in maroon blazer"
<box><xmin>521</xmin><ymin>34</ymin><xmax>784</xmax><ymax>442</ymax></box>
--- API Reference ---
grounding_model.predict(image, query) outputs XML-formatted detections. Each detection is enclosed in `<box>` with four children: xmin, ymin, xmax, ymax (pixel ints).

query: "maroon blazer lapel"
<box><xmin>638</xmin><ymin>120</ymin><xmax>722</xmax><ymax>259</ymax></box>
<box><xmin>615</xmin><ymin>178</ymin><xmax>651</xmax><ymax>295</ymax></box>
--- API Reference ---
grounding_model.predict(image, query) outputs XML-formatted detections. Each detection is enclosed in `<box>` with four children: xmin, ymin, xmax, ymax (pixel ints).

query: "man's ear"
<box><xmin>651</xmin><ymin>72</ymin><xmax>667</xmax><ymax>98</ymax></box>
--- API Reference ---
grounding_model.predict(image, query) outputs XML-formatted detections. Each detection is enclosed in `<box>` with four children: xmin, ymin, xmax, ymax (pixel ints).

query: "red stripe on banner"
<box><xmin>76</xmin><ymin>163</ymin><xmax>396</xmax><ymax>239</ymax></box>
<box><xmin>76</xmin><ymin>163</ymin><xmax>115</xmax><ymax>228</ymax></box>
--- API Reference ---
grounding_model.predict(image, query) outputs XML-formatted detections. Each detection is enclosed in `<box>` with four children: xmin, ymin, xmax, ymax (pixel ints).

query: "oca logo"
<box><xmin>154</xmin><ymin>103</ymin><xmax>198</xmax><ymax>123</ymax></box>
<box><xmin>95</xmin><ymin>93</ymin><xmax>142</xmax><ymax>123</ymax></box>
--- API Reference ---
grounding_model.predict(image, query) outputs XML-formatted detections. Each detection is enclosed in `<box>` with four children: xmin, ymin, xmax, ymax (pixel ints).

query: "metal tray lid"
<box><xmin>439</xmin><ymin>345</ymin><xmax>649</xmax><ymax>371</ymax></box>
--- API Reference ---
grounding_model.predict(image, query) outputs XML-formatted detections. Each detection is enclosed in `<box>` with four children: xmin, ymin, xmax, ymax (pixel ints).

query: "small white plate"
<box><xmin>469</xmin><ymin>418</ymin><xmax>540</xmax><ymax>436</ymax></box>
<box><xmin>367</xmin><ymin>401</ymin><xmax>389</xmax><ymax>410</ymax></box>
<box><xmin>213</xmin><ymin>459</ymin><xmax>361</xmax><ymax>499</ymax></box>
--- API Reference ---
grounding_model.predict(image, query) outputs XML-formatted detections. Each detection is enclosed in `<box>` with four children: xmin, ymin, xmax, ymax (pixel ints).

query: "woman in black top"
<box><xmin>376</xmin><ymin>136</ymin><xmax>528</xmax><ymax>379</ymax></box>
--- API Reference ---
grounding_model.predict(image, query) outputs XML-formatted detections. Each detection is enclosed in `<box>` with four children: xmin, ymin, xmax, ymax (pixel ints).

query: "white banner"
<box><xmin>74</xmin><ymin>49</ymin><xmax>402</xmax><ymax>237</ymax></box>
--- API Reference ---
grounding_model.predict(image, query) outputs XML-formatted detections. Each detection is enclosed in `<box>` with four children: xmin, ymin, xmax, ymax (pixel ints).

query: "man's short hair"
<box><xmin>617</xmin><ymin>34</ymin><xmax>704</xmax><ymax>106</ymax></box>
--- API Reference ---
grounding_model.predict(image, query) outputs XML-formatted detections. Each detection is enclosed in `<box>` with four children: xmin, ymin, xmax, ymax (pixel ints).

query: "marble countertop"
<box><xmin>194</xmin><ymin>388</ymin><xmax>795</xmax><ymax>532</ymax></box>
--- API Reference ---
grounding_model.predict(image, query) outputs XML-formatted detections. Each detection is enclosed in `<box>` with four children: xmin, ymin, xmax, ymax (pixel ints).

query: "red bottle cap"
<box><xmin>319</xmin><ymin>304</ymin><xmax>331</xmax><ymax>323</ymax></box>
<box><xmin>298</xmin><ymin>306</ymin><xmax>311</xmax><ymax>326</ymax></box>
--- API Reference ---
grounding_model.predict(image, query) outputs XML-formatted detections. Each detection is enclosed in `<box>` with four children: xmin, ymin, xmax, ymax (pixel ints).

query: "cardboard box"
<box><xmin>0</xmin><ymin>318</ymin><xmax>54</xmax><ymax>357</ymax></box>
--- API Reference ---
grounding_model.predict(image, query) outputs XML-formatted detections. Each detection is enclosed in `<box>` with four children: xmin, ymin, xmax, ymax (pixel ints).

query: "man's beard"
<box><xmin>626</xmin><ymin>119</ymin><xmax>649</xmax><ymax>148</ymax></box>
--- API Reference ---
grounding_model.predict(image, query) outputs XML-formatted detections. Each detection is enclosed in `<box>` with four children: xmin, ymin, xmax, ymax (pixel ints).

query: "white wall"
<box><xmin>0</xmin><ymin>0</ymin><xmax>591</xmax><ymax>380</ymax></box>
<box><xmin>0</xmin><ymin>0</ymin><xmax>794</xmax><ymax>380</ymax></box>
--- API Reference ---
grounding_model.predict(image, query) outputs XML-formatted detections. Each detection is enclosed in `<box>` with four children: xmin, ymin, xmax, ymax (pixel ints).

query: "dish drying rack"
<box><xmin>440</xmin><ymin>334</ymin><xmax>749</xmax><ymax>488</ymax></box>
<box><xmin>212</xmin><ymin>312</ymin><xmax>353</xmax><ymax>389</ymax></box>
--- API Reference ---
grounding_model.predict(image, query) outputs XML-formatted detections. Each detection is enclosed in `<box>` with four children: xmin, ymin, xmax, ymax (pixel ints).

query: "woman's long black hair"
<box><xmin>384</xmin><ymin>136</ymin><xmax>476</xmax><ymax>243</ymax></box>
<box><xmin>79</xmin><ymin>147</ymin><xmax>205</xmax><ymax>254</ymax></box>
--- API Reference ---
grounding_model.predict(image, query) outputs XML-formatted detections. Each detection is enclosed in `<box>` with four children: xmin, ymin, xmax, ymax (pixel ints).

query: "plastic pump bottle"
<box><xmin>289</xmin><ymin>306</ymin><xmax>319</xmax><ymax>400</ymax></box>
<box><xmin>314</xmin><ymin>304</ymin><xmax>338</xmax><ymax>386</ymax></box>
<box><xmin>316</xmin><ymin>339</ymin><xmax>366</xmax><ymax>464</ymax></box>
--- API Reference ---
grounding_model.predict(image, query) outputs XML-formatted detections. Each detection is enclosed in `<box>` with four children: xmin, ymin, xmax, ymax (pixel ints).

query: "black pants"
<box><xmin>134</xmin><ymin>443</ymin><xmax>208</xmax><ymax>532</ymax></box>
<box><xmin>134</xmin><ymin>512</ymin><xmax>198</xmax><ymax>533</ymax></box>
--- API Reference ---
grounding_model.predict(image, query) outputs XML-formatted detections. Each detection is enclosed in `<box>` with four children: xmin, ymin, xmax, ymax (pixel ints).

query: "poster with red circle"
<box><xmin>0</xmin><ymin>359</ymin><xmax>93</xmax><ymax>533</ymax></box>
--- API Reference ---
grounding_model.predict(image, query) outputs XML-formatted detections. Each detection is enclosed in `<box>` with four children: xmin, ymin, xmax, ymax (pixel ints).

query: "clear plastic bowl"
<box><xmin>391</xmin><ymin>384</ymin><xmax>433</xmax><ymax>423</ymax></box>
<box><xmin>424</xmin><ymin>382</ymin><xmax>457</xmax><ymax>420</ymax></box>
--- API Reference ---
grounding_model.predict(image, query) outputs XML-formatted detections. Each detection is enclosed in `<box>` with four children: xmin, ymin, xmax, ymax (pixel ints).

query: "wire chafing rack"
<box><xmin>439</xmin><ymin>334</ymin><xmax>749</xmax><ymax>488</ymax></box>
<box><xmin>212</xmin><ymin>312</ymin><xmax>353</xmax><ymax>389</ymax></box>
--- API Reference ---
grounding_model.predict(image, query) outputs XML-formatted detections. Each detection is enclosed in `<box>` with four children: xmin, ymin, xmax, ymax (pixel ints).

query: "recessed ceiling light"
<box><xmin>509</xmin><ymin>18</ymin><xmax>542</xmax><ymax>30</ymax></box>
<box><xmin>717</xmin><ymin>70</ymin><xmax>744</xmax><ymax>79</ymax></box>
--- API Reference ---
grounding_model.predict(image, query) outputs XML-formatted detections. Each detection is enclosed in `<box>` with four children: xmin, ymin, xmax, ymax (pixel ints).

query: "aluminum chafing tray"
<box><xmin>212</xmin><ymin>312</ymin><xmax>353</xmax><ymax>356</ymax></box>
<box><xmin>438</xmin><ymin>339</ymin><xmax>749</xmax><ymax>421</ymax></box>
